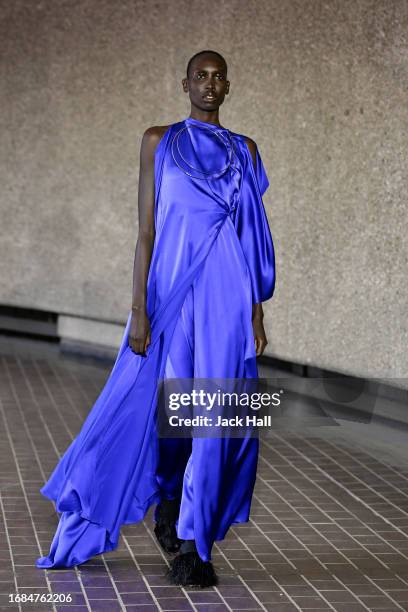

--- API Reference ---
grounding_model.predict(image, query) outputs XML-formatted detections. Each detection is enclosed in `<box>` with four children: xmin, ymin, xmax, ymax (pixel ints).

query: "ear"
<box><xmin>225</xmin><ymin>80</ymin><xmax>230</xmax><ymax>95</ymax></box>
<box><xmin>182</xmin><ymin>78</ymin><xmax>189</xmax><ymax>93</ymax></box>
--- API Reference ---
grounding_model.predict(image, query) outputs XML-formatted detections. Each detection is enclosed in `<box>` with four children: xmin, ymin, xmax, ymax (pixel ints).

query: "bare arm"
<box><xmin>131</xmin><ymin>127</ymin><xmax>160</xmax><ymax>310</ymax></box>
<box><xmin>129</xmin><ymin>125</ymin><xmax>169</xmax><ymax>355</ymax></box>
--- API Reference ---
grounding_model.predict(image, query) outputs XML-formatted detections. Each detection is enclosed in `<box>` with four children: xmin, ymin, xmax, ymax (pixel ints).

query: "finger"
<box><xmin>130</xmin><ymin>340</ymin><xmax>145</xmax><ymax>355</ymax></box>
<box><xmin>258</xmin><ymin>340</ymin><xmax>267</xmax><ymax>357</ymax></box>
<box><xmin>254</xmin><ymin>336</ymin><xmax>260</xmax><ymax>356</ymax></box>
<box><xmin>144</xmin><ymin>332</ymin><xmax>151</xmax><ymax>352</ymax></box>
<box><xmin>138</xmin><ymin>342</ymin><xmax>147</xmax><ymax>355</ymax></box>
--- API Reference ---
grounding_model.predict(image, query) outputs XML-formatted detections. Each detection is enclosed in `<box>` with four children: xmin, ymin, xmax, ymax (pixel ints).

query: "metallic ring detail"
<box><xmin>171</xmin><ymin>124</ymin><xmax>235</xmax><ymax>180</ymax></box>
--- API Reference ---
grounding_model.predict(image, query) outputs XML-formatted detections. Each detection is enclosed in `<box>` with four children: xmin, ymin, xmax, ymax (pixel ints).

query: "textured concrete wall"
<box><xmin>0</xmin><ymin>0</ymin><xmax>407</xmax><ymax>378</ymax></box>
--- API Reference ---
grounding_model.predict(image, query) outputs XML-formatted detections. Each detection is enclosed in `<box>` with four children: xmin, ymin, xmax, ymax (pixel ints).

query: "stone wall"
<box><xmin>0</xmin><ymin>0</ymin><xmax>407</xmax><ymax>377</ymax></box>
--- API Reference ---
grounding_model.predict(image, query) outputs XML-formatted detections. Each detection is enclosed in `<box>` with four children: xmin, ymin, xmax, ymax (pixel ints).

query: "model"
<box><xmin>35</xmin><ymin>49</ymin><xmax>276</xmax><ymax>588</ymax></box>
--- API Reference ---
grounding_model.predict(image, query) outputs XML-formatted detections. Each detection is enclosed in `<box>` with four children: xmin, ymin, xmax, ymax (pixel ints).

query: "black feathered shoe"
<box><xmin>154</xmin><ymin>497</ymin><xmax>182</xmax><ymax>553</ymax></box>
<box><xmin>166</xmin><ymin>540</ymin><xmax>218</xmax><ymax>587</ymax></box>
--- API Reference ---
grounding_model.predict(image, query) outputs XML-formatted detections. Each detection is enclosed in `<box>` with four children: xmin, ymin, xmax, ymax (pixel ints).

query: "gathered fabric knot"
<box><xmin>228</xmin><ymin>191</ymin><xmax>239</xmax><ymax>217</ymax></box>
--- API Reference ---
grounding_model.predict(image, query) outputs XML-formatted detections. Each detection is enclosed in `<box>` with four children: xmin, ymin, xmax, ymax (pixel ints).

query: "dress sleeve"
<box><xmin>255</xmin><ymin>146</ymin><xmax>270</xmax><ymax>197</ymax></box>
<box><xmin>233</xmin><ymin>140</ymin><xmax>276</xmax><ymax>304</ymax></box>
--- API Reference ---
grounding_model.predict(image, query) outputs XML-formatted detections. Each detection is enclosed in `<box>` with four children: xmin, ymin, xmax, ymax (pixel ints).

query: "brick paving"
<box><xmin>0</xmin><ymin>335</ymin><xmax>408</xmax><ymax>611</ymax></box>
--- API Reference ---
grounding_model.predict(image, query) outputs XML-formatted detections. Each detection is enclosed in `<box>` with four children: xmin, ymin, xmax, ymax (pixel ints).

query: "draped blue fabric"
<box><xmin>36</xmin><ymin>117</ymin><xmax>276</xmax><ymax>569</ymax></box>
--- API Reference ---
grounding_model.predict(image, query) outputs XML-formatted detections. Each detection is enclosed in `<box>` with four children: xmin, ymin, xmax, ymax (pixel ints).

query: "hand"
<box><xmin>129</xmin><ymin>308</ymin><xmax>151</xmax><ymax>356</ymax></box>
<box><xmin>252</xmin><ymin>316</ymin><xmax>268</xmax><ymax>357</ymax></box>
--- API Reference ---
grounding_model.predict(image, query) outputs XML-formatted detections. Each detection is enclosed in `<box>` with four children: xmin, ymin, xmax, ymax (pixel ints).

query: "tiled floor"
<box><xmin>0</xmin><ymin>335</ymin><xmax>408</xmax><ymax>611</ymax></box>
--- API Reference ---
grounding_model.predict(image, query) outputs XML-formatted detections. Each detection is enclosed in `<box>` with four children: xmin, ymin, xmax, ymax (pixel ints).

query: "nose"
<box><xmin>205</xmin><ymin>76</ymin><xmax>217</xmax><ymax>90</ymax></box>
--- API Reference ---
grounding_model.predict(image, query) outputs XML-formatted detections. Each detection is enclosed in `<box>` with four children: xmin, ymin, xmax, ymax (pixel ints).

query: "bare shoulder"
<box><xmin>141</xmin><ymin>125</ymin><xmax>171</xmax><ymax>156</ymax></box>
<box><xmin>143</xmin><ymin>125</ymin><xmax>171</xmax><ymax>143</ymax></box>
<box><xmin>244</xmin><ymin>136</ymin><xmax>258</xmax><ymax>167</ymax></box>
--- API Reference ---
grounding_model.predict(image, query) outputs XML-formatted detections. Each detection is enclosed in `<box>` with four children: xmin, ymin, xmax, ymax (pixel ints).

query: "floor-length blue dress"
<box><xmin>36</xmin><ymin>116</ymin><xmax>276</xmax><ymax>569</ymax></box>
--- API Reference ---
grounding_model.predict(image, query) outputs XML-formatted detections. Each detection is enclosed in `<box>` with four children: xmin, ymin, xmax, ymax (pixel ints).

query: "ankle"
<box><xmin>179</xmin><ymin>540</ymin><xmax>197</xmax><ymax>554</ymax></box>
<box><xmin>158</xmin><ymin>497</ymin><xmax>181</xmax><ymax>521</ymax></box>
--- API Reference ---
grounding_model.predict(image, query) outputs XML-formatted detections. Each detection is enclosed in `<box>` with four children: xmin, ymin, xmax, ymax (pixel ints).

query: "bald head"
<box><xmin>186</xmin><ymin>50</ymin><xmax>227</xmax><ymax>79</ymax></box>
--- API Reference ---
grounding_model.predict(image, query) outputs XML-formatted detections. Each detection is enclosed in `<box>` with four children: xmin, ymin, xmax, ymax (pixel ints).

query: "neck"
<box><xmin>188</xmin><ymin>106</ymin><xmax>221</xmax><ymax>126</ymax></box>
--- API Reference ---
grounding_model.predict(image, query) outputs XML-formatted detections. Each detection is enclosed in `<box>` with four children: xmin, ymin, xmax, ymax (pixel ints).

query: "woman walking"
<box><xmin>36</xmin><ymin>49</ymin><xmax>276</xmax><ymax>587</ymax></box>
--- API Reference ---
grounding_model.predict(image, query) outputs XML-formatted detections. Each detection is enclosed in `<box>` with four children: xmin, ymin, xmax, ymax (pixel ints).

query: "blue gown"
<box><xmin>36</xmin><ymin>116</ymin><xmax>276</xmax><ymax>569</ymax></box>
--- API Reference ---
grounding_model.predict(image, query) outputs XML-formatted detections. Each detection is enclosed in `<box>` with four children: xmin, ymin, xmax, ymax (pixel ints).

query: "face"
<box><xmin>182</xmin><ymin>53</ymin><xmax>230</xmax><ymax>112</ymax></box>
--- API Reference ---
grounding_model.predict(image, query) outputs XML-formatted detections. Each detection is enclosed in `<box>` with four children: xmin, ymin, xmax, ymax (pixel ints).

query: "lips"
<box><xmin>203</xmin><ymin>93</ymin><xmax>217</xmax><ymax>101</ymax></box>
